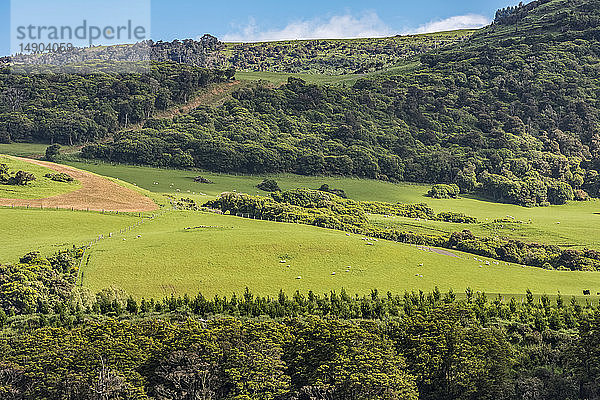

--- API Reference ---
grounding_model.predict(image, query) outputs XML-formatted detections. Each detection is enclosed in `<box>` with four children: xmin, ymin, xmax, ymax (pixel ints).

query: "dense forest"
<box><xmin>0</xmin><ymin>63</ymin><xmax>233</xmax><ymax>145</ymax></box>
<box><xmin>78</xmin><ymin>0</ymin><xmax>600</xmax><ymax>206</ymax></box>
<box><xmin>2</xmin><ymin>250</ymin><xmax>600</xmax><ymax>399</ymax></box>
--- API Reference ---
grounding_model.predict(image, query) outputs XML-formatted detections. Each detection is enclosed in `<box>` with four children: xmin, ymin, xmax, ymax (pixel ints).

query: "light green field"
<box><xmin>0</xmin><ymin>143</ymin><xmax>76</xmax><ymax>158</ymax></box>
<box><xmin>66</xmin><ymin>161</ymin><xmax>600</xmax><ymax>250</ymax></box>
<box><xmin>2</xmin><ymin>160</ymin><xmax>598</xmax><ymax>299</ymax></box>
<box><xmin>0</xmin><ymin>155</ymin><xmax>81</xmax><ymax>199</ymax></box>
<box><xmin>0</xmin><ymin>208</ymin><xmax>147</xmax><ymax>262</ymax></box>
<box><xmin>82</xmin><ymin>210</ymin><xmax>600</xmax><ymax>299</ymax></box>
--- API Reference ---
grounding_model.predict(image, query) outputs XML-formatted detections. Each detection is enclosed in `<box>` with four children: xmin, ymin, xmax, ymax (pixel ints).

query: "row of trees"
<box><xmin>3</xmin><ymin>287</ymin><xmax>600</xmax><ymax>399</ymax></box>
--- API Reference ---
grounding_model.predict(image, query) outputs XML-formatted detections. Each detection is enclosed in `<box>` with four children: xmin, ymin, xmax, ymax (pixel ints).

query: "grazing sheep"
<box><xmin>296</xmin><ymin>276</ymin><xmax>302</xmax><ymax>280</ymax></box>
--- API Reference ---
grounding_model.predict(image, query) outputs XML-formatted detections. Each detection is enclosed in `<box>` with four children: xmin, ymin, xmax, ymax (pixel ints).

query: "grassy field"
<box><xmin>0</xmin><ymin>155</ymin><xmax>81</xmax><ymax>199</ymax></box>
<box><xmin>66</xmin><ymin>161</ymin><xmax>600</xmax><ymax>250</ymax></box>
<box><xmin>82</xmin><ymin>209</ymin><xmax>600</xmax><ymax>299</ymax></box>
<box><xmin>1</xmin><ymin>159</ymin><xmax>597</xmax><ymax>299</ymax></box>
<box><xmin>0</xmin><ymin>143</ymin><xmax>77</xmax><ymax>158</ymax></box>
<box><xmin>0</xmin><ymin>207</ymin><xmax>147</xmax><ymax>262</ymax></box>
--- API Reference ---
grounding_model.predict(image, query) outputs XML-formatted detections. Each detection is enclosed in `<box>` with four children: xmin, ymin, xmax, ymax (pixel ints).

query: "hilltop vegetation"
<box><xmin>223</xmin><ymin>31</ymin><xmax>473</xmax><ymax>75</ymax></box>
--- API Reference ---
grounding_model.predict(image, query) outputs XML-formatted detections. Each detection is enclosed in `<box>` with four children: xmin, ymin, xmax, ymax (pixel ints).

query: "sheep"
<box><xmin>296</xmin><ymin>276</ymin><xmax>302</xmax><ymax>280</ymax></box>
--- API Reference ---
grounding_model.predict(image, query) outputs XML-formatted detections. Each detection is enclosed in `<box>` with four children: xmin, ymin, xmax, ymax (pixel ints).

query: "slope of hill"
<box><xmin>222</xmin><ymin>30</ymin><xmax>474</xmax><ymax>75</ymax></box>
<box><xmin>0</xmin><ymin>63</ymin><xmax>233</xmax><ymax>145</ymax></box>
<box><xmin>82</xmin><ymin>0</ymin><xmax>600</xmax><ymax>207</ymax></box>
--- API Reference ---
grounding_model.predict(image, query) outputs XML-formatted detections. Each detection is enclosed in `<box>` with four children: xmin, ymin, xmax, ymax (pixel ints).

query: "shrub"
<box><xmin>427</xmin><ymin>184</ymin><xmax>460</xmax><ymax>199</ymax></box>
<box><xmin>44</xmin><ymin>144</ymin><xmax>61</xmax><ymax>162</ymax></box>
<box><xmin>574</xmin><ymin>189</ymin><xmax>590</xmax><ymax>201</ymax></box>
<box><xmin>547</xmin><ymin>181</ymin><xmax>574</xmax><ymax>205</ymax></box>
<box><xmin>318</xmin><ymin>184</ymin><xmax>348</xmax><ymax>198</ymax></box>
<box><xmin>0</xmin><ymin>163</ymin><xmax>8</xmax><ymax>183</ymax></box>
<box><xmin>9</xmin><ymin>171</ymin><xmax>35</xmax><ymax>185</ymax></box>
<box><xmin>435</xmin><ymin>212</ymin><xmax>477</xmax><ymax>224</ymax></box>
<box><xmin>44</xmin><ymin>173</ymin><xmax>73</xmax><ymax>183</ymax></box>
<box><xmin>257</xmin><ymin>179</ymin><xmax>281</xmax><ymax>192</ymax></box>
<box><xmin>193</xmin><ymin>175</ymin><xmax>213</xmax><ymax>184</ymax></box>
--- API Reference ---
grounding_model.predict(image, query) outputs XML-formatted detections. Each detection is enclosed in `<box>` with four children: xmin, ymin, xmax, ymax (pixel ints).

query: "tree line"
<box><xmin>3</xmin><ymin>285</ymin><xmax>600</xmax><ymax>399</ymax></box>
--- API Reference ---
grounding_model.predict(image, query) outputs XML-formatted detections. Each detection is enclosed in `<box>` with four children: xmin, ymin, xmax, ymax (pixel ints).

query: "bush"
<box><xmin>0</xmin><ymin>163</ymin><xmax>8</xmax><ymax>183</ymax></box>
<box><xmin>9</xmin><ymin>170</ymin><xmax>35</xmax><ymax>185</ymax></box>
<box><xmin>257</xmin><ymin>179</ymin><xmax>281</xmax><ymax>192</ymax></box>
<box><xmin>318</xmin><ymin>184</ymin><xmax>348</xmax><ymax>198</ymax></box>
<box><xmin>44</xmin><ymin>144</ymin><xmax>61</xmax><ymax>162</ymax></box>
<box><xmin>547</xmin><ymin>181</ymin><xmax>574</xmax><ymax>205</ymax></box>
<box><xmin>427</xmin><ymin>184</ymin><xmax>460</xmax><ymax>199</ymax></box>
<box><xmin>193</xmin><ymin>176</ymin><xmax>213</xmax><ymax>184</ymax></box>
<box><xmin>44</xmin><ymin>173</ymin><xmax>73</xmax><ymax>183</ymax></box>
<box><xmin>435</xmin><ymin>212</ymin><xmax>477</xmax><ymax>223</ymax></box>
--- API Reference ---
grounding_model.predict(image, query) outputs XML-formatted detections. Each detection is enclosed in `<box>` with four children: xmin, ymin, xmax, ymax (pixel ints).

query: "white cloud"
<box><xmin>223</xmin><ymin>12</ymin><xmax>394</xmax><ymax>42</ymax></box>
<box><xmin>408</xmin><ymin>14</ymin><xmax>490</xmax><ymax>34</ymax></box>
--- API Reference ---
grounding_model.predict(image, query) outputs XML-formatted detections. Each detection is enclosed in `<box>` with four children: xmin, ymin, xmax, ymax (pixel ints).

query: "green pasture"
<box><xmin>0</xmin><ymin>143</ymin><xmax>76</xmax><ymax>158</ymax></box>
<box><xmin>82</xmin><ymin>210</ymin><xmax>600</xmax><ymax>299</ymax></box>
<box><xmin>66</xmin><ymin>161</ymin><xmax>600</xmax><ymax>250</ymax></box>
<box><xmin>0</xmin><ymin>207</ymin><xmax>149</xmax><ymax>262</ymax></box>
<box><xmin>0</xmin><ymin>155</ymin><xmax>81</xmax><ymax>199</ymax></box>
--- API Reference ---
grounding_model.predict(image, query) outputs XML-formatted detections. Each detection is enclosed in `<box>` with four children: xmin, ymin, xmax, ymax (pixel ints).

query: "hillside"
<box><xmin>0</xmin><ymin>63</ymin><xmax>233</xmax><ymax>144</ymax></box>
<box><xmin>81</xmin><ymin>0</ymin><xmax>600</xmax><ymax>206</ymax></box>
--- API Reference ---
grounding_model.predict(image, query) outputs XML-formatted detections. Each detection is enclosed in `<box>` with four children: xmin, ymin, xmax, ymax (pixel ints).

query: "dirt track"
<box><xmin>0</xmin><ymin>157</ymin><xmax>158</xmax><ymax>212</ymax></box>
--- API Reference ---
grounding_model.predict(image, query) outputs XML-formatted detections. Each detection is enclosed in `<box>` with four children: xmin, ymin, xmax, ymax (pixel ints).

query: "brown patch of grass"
<box><xmin>0</xmin><ymin>157</ymin><xmax>158</xmax><ymax>212</ymax></box>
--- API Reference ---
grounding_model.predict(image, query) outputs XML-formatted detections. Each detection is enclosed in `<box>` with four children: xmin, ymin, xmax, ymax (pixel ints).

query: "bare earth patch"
<box><xmin>418</xmin><ymin>245</ymin><xmax>459</xmax><ymax>258</ymax></box>
<box><xmin>0</xmin><ymin>157</ymin><xmax>158</xmax><ymax>212</ymax></box>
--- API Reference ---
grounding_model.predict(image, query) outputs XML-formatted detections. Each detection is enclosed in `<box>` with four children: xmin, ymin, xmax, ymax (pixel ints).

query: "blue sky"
<box><xmin>1</xmin><ymin>0</ymin><xmax>522</xmax><ymax>55</ymax></box>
